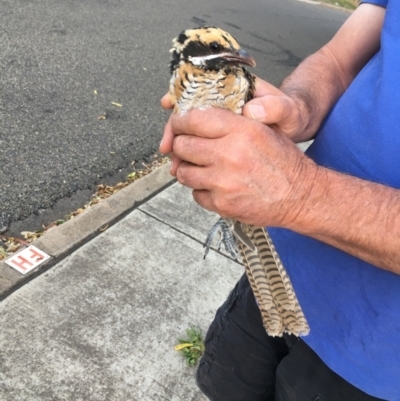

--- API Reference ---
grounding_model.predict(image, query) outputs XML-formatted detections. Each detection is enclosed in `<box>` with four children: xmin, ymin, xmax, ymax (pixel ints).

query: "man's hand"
<box><xmin>161</xmin><ymin>107</ymin><xmax>318</xmax><ymax>228</ymax></box>
<box><xmin>242</xmin><ymin>78</ymin><xmax>308</xmax><ymax>140</ymax></box>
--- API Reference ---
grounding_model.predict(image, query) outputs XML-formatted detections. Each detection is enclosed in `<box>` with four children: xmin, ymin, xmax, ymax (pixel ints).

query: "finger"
<box><xmin>243</xmin><ymin>95</ymin><xmax>295</xmax><ymax>126</ymax></box>
<box><xmin>171</xmin><ymin>108</ymin><xmax>252</xmax><ymax>139</ymax></box>
<box><xmin>253</xmin><ymin>77</ymin><xmax>283</xmax><ymax>98</ymax></box>
<box><xmin>170</xmin><ymin>154</ymin><xmax>182</xmax><ymax>177</ymax></box>
<box><xmin>161</xmin><ymin>94</ymin><xmax>174</xmax><ymax>109</ymax></box>
<box><xmin>192</xmin><ymin>189</ymin><xmax>231</xmax><ymax>218</ymax></box>
<box><xmin>159</xmin><ymin>116</ymin><xmax>174</xmax><ymax>154</ymax></box>
<box><xmin>173</xmin><ymin>134</ymin><xmax>216</xmax><ymax>167</ymax></box>
<box><xmin>175</xmin><ymin>161</ymin><xmax>212</xmax><ymax>190</ymax></box>
<box><xmin>192</xmin><ymin>189</ymin><xmax>214</xmax><ymax>212</ymax></box>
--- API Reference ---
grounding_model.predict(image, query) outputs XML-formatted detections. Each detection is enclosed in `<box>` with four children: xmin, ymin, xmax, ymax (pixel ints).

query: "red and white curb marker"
<box><xmin>5</xmin><ymin>245</ymin><xmax>51</xmax><ymax>275</ymax></box>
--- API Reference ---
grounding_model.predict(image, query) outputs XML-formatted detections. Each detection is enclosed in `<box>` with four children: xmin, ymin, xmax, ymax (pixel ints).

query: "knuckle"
<box><xmin>173</xmin><ymin>134</ymin><xmax>187</xmax><ymax>153</ymax></box>
<box><xmin>285</xmin><ymin>97</ymin><xmax>298</xmax><ymax>119</ymax></box>
<box><xmin>212</xmin><ymin>194</ymin><xmax>230</xmax><ymax>216</ymax></box>
<box><xmin>192</xmin><ymin>189</ymin><xmax>205</xmax><ymax>208</ymax></box>
<box><xmin>277</xmin><ymin>96</ymin><xmax>290</xmax><ymax>118</ymax></box>
<box><xmin>188</xmin><ymin>109</ymin><xmax>205</xmax><ymax>130</ymax></box>
<box><xmin>173</xmin><ymin>134</ymin><xmax>182</xmax><ymax>148</ymax></box>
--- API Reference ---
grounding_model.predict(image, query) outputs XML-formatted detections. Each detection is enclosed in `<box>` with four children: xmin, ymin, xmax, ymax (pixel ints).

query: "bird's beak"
<box><xmin>222</xmin><ymin>49</ymin><xmax>256</xmax><ymax>68</ymax></box>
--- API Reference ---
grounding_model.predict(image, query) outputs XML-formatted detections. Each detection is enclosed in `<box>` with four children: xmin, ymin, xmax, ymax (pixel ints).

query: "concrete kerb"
<box><xmin>0</xmin><ymin>162</ymin><xmax>175</xmax><ymax>301</ymax></box>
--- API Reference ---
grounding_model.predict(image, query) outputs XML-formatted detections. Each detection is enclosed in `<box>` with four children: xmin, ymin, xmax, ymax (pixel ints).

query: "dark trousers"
<box><xmin>196</xmin><ymin>274</ymin><xmax>386</xmax><ymax>401</ymax></box>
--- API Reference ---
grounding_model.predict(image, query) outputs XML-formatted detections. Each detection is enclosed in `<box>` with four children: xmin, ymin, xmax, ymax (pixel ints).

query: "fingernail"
<box><xmin>248</xmin><ymin>103</ymin><xmax>266</xmax><ymax>121</ymax></box>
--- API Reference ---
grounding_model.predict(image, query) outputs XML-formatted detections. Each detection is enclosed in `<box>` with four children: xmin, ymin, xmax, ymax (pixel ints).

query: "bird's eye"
<box><xmin>210</xmin><ymin>42</ymin><xmax>220</xmax><ymax>52</ymax></box>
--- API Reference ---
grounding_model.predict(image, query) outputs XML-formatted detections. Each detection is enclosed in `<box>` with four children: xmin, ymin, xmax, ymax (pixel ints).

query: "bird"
<box><xmin>167</xmin><ymin>26</ymin><xmax>309</xmax><ymax>337</ymax></box>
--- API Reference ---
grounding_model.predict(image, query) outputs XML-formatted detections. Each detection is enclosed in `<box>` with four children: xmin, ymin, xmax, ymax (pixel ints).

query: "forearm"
<box><xmin>279</xmin><ymin>3</ymin><xmax>384</xmax><ymax>143</ymax></box>
<box><xmin>279</xmin><ymin>47</ymin><xmax>346</xmax><ymax>142</ymax></box>
<box><xmin>290</xmin><ymin>166</ymin><xmax>400</xmax><ymax>274</ymax></box>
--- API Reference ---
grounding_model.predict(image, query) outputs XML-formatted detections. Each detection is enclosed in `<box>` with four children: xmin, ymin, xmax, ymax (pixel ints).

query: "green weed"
<box><xmin>175</xmin><ymin>327</ymin><xmax>205</xmax><ymax>367</ymax></box>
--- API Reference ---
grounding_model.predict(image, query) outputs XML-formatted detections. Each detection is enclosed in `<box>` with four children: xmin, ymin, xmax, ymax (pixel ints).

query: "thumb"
<box><xmin>161</xmin><ymin>93</ymin><xmax>174</xmax><ymax>109</ymax></box>
<box><xmin>243</xmin><ymin>95</ymin><xmax>295</xmax><ymax>126</ymax></box>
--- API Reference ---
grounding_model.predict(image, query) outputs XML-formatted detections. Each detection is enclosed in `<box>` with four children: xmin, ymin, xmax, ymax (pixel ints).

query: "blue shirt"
<box><xmin>269</xmin><ymin>1</ymin><xmax>400</xmax><ymax>399</ymax></box>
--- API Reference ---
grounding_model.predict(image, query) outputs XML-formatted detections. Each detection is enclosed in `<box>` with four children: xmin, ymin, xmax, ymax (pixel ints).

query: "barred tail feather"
<box><xmin>238</xmin><ymin>243</ymin><xmax>283</xmax><ymax>336</ymax></box>
<box><xmin>238</xmin><ymin>242</ymin><xmax>274</xmax><ymax>310</ymax></box>
<box><xmin>238</xmin><ymin>224</ymin><xmax>310</xmax><ymax>337</ymax></box>
<box><xmin>250</xmin><ymin>226</ymin><xmax>296</xmax><ymax>311</ymax></box>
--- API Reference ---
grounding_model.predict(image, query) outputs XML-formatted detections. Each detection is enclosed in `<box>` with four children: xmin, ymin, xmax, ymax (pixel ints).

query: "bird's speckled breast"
<box><xmin>169</xmin><ymin>63</ymin><xmax>254</xmax><ymax>114</ymax></box>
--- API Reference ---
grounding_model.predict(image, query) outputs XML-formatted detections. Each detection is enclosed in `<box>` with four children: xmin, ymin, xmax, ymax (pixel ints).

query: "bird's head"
<box><xmin>170</xmin><ymin>27</ymin><xmax>256</xmax><ymax>72</ymax></box>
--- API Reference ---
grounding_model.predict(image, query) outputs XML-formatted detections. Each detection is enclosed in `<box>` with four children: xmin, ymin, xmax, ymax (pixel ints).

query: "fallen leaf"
<box><xmin>174</xmin><ymin>343</ymin><xmax>193</xmax><ymax>351</ymax></box>
<box><xmin>7</xmin><ymin>243</ymin><xmax>22</xmax><ymax>253</ymax></box>
<box><xmin>0</xmin><ymin>235</ymin><xmax>30</xmax><ymax>245</ymax></box>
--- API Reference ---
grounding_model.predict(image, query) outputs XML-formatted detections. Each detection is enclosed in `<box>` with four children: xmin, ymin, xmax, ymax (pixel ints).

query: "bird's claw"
<box><xmin>203</xmin><ymin>218</ymin><xmax>239</xmax><ymax>260</ymax></box>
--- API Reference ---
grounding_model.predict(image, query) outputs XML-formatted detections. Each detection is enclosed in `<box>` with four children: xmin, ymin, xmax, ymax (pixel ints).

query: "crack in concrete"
<box><xmin>137</xmin><ymin>208</ymin><xmax>241</xmax><ymax>266</ymax></box>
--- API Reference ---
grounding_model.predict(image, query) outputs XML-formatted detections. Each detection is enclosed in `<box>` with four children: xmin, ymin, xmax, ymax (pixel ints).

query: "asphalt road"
<box><xmin>0</xmin><ymin>0</ymin><xmax>349</xmax><ymax>233</ymax></box>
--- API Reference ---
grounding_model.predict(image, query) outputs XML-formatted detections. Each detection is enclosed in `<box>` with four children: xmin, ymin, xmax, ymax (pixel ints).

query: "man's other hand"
<box><xmin>242</xmin><ymin>77</ymin><xmax>308</xmax><ymax>140</ymax></box>
<box><xmin>161</xmin><ymin>77</ymin><xmax>308</xmax><ymax>141</ymax></box>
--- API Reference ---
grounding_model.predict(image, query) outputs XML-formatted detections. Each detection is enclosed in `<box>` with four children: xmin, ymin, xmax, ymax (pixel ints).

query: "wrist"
<box><xmin>279</xmin><ymin>159</ymin><xmax>326</xmax><ymax>231</ymax></box>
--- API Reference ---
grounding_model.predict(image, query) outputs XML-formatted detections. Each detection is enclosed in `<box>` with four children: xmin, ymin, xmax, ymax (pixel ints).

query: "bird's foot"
<box><xmin>203</xmin><ymin>218</ymin><xmax>239</xmax><ymax>260</ymax></box>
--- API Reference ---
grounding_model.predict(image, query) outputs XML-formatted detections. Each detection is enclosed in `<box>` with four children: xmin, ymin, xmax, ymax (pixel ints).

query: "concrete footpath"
<box><xmin>0</xmin><ymin>163</ymin><xmax>243</xmax><ymax>401</ymax></box>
